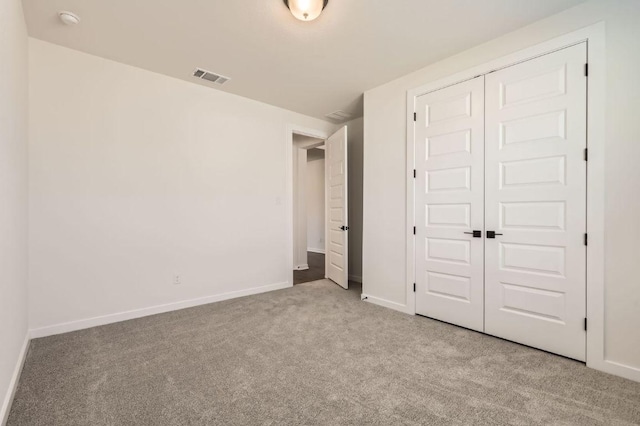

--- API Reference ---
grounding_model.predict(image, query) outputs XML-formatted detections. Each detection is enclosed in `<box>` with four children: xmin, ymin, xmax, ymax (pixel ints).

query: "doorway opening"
<box><xmin>292</xmin><ymin>134</ymin><xmax>326</xmax><ymax>284</ymax></box>
<box><xmin>286</xmin><ymin>125</ymin><xmax>350</xmax><ymax>289</ymax></box>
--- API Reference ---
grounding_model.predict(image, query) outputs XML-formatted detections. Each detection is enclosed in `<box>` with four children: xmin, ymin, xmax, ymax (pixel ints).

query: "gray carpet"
<box><xmin>8</xmin><ymin>280</ymin><xmax>640</xmax><ymax>425</ymax></box>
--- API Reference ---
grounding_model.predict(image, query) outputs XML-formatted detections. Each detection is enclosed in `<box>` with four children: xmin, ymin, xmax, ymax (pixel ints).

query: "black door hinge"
<box><xmin>584</xmin><ymin>63</ymin><xmax>589</xmax><ymax>77</ymax></box>
<box><xmin>584</xmin><ymin>233</ymin><xmax>588</xmax><ymax>246</ymax></box>
<box><xmin>584</xmin><ymin>148</ymin><xmax>588</xmax><ymax>161</ymax></box>
<box><xmin>413</xmin><ymin>283</ymin><xmax>416</xmax><ymax>292</ymax></box>
<box><xmin>413</xmin><ymin>112</ymin><xmax>417</xmax><ymax>122</ymax></box>
<box><xmin>413</xmin><ymin>226</ymin><xmax>416</xmax><ymax>235</ymax></box>
<box><xmin>413</xmin><ymin>169</ymin><xmax>416</xmax><ymax>178</ymax></box>
<box><xmin>584</xmin><ymin>318</ymin><xmax>588</xmax><ymax>331</ymax></box>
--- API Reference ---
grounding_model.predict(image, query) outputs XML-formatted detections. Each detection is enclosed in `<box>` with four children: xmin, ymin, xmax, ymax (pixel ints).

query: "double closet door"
<box><xmin>414</xmin><ymin>43</ymin><xmax>587</xmax><ymax>361</ymax></box>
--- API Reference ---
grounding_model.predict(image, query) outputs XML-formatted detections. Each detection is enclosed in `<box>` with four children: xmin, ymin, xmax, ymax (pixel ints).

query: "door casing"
<box><xmin>405</xmin><ymin>23</ymin><xmax>629</xmax><ymax>380</ymax></box>
<box><xmin>285</xmin><ymin>125</ymin><xmax>349</xmax><ymax>289</ymax></box>
<box><xmin>285</xmin><ymin>125</ymin><xmax>330</xmax><ymax>288</ymax></box>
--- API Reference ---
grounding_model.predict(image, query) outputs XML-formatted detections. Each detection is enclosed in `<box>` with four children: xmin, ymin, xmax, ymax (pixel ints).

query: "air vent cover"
<box><xmin>193</xmin><ymin>68</ymin><xmax>230</xmax><ymax>85</ymax></box>
<box><xmin>325</xmin><ymin>110</ymin><xmax>353</xmax><ymax>122</ymax></box>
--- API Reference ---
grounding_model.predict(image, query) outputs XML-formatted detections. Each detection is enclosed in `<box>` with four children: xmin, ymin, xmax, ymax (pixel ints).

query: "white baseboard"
<box><xmin>588</xmin><ymin>359</ymin><xmax>640</xmax><ymax>383</ymax></box>
<box><xmin>30</xmin><ymin>281</ymin><xmax>291</xmax><ymax>339</ymax></box>
<box><xmin>361</xmin><ymin>293</ymin><xmax>412</xmax><ymax>315</ymax></box>
<box><xmin>1</xmin><ymin>333</ymin><xmax>30</xmax><ymax>426</ymax></box>
<box><xmin>348</xmin><ymin>274</ymin><xmax>362</xmax><ymax>283</ymax></box>
<box><xmin>307</xmin><ymin>248</ymin><xmax>325</xmax><ymax>254</ymax></box>
<box><xmin>294</xmin><ymin>264</ymin><xmax>309</xmax><ymax>271</ymax></box>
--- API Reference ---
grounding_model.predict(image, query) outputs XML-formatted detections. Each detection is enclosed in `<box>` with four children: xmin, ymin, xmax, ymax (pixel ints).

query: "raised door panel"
<box><xmin>415</xmin><ymin>76</ymin><xmax>485</xmax><ymax>332</ymax></box>
<box><xmin>326</xmin><ymin>126</ymin><xmax>348</xmax><ymax>289</ymax></box>
<box><xmin>484</xmin><ymin>43</ymin><xmax>587</xmax><ymax>361</ymax></box>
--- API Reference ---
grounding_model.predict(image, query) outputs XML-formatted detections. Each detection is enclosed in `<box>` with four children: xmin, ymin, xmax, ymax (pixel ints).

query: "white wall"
<box><xmin>28</xmin><ymin>39</ymin><xmax>335</xmax><ymax>333</ymax></box>
<box><xmin>0</xmin><ymin>0</ymin><xmax>29</xmax><ymax>421</ymax></box>
<box><xmin>363</xmin><ymin>0</ymin><xmax>640</xmax><ymax>375</ymax></box>
<box><xmin>346</xmin><ymin>118</ymin><xmax>363</xmax><ymax>282</ymax></box>
<box><xmin>292</xmin><ymin>143</ymin><xmax>308</xmax><ymax>269</ymax></box>
<box><xmin>306</xmin><ymin>152</ymin><xmax>325</xmax><ymax>253</ymax></box>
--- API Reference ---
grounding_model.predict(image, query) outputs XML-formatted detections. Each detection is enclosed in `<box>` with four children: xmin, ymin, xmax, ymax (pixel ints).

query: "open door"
<box><xmin>326</xmin><ymin>126</ymin><xmax>348</xmax><ymax>289</ymax></box>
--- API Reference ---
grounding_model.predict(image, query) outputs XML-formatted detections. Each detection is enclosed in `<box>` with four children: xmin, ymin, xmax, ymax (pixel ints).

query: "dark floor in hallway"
<box><xmin>293</xmin><ymin>251</ymin><xmax>325</xmax><ymax>284</ymax></box>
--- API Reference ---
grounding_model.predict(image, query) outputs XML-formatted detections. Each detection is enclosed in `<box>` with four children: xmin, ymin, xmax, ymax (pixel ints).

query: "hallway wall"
<box><xmin>306</xmin><ymin>150</ymin><xmax>325</xmax><ymax>253</ymax></box>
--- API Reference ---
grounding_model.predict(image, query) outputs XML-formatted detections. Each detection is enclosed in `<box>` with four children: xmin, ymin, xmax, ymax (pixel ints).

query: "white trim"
<box><xmin>324</xmin><ymin>132</ymin><xmax>330</xmax><ymax>282</ymax></box>
<box><xmin>1</xmin><ymin>333</ymin><xmax>30</xmax><ymax>426</ymax></box>
<box><xmin>294</xmin><ymin>264</ymin><xmax>309</xmax><ymax>271</ymax></box>
<box><xmin>348</xmin><ymin>274</ymin><xmax>362</xmax><ymax>283</ymax></box>
<box><xmin>406</xmin><ymin>81</ymin><xmax>417</xmax><ymax>316</ymax></box>
<box><xmin>361</xmin><ymin>294</ymin><xmax>412</xmax><ymax>314</ymax></box>
<box><xmin>285</xmin><ymin>125</ymin><xmax>330</xmax><ymax>291</ymax></box>
<box><xmin>405</xmin><ymin>23</ymin><xmax>635</xmax><ymax>381</ymax></box>
<box><xmin>307</xmin><ymin>248</ymin><xmax>326</xmax><ymax>254</ymax></box>
<box><xmin>591</xmin><ymin>361</ymin><xmax>640</xmax><ymax>383</ymax></box>
<box><xmin>30</xmin><ymin>281</ymin><xmax>291</xmax><ymax>339</ymax></box>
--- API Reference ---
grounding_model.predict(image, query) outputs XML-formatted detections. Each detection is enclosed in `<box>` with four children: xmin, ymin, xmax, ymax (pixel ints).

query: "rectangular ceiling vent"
<box><xmin>193</xmin><ymin>68</ymin><xmax>230</xmax><ymax>85</ymax></box>
<box><xmin>325</xmin><ymin>110</ymin><xmax>353</xmax><ymax>122</ymax></box>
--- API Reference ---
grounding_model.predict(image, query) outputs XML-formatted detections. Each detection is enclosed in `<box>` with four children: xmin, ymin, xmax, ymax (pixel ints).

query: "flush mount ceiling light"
<box><xmin>58</xmin><ymin>11</ymin><xmax>80</xmax><ymax>25</ymax></box>
<box><xmin>283</xmin><ymin>0</ymin><xmax>329</xmax><ymax>21</ymax></box>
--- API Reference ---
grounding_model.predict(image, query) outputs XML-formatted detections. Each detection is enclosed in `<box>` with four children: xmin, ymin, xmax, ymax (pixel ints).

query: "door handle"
<box><xmin>464</xmin><ymin>230</ymin><xmax>482</xmax><ymax>238</ymax></box>
<box><xmin>486</xmin><ymin>231</ymin><xmax>503</xmax><ymax>239</ymax></box>
<box><xmin>340</xmin><ymin>226</ymin><xmax>349</xmax><ymax>231</ymax></box>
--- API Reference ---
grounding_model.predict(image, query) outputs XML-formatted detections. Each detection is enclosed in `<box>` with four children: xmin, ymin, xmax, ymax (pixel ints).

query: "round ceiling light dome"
<box><xmin>283</xmin><ymin>0</ymin><xmax>329</xmax><ymax>21</ymax></box>
<box><xmin>58</xmin><ymin>11</ymin><xmax>80</xmax><ymax>25</ymax></box>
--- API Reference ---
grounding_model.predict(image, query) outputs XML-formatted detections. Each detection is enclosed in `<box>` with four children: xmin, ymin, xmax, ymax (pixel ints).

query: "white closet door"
<box><xmin>484</xmin><ymin>44</ymin><xmax>587</xmax><ymax>360</ymax></box>
<box><xmin>326</xmin><ymin>126</ymin><xmax>349</xmax><ymax>289</ymax></box>
<box><xmin>415</xmin><ymin>76</ymin><xmax>485</xmax><ymax>332</ymax></box>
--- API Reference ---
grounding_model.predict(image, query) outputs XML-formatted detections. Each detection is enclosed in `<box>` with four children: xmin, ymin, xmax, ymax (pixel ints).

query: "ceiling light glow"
<box><xmin>283</xmin><ymin>0</ymin><xmax>328</xmax><ymax>21</ymax></box>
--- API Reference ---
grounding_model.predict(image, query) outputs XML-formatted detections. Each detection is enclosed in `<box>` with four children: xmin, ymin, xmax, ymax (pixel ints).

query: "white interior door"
<box><xmin>415</xmin><ymin>77</ymin><xmax>485</xmax><ymax>332</ymax></box>
<box><xmin>326</xmin><ymin>126</ymin><xmax>348</xmax><ymax>289</ymax></box>
<box><xmin>484</xmin><ymin>43</ymin><xmax>587</xmax><ymax>360</ymax></box>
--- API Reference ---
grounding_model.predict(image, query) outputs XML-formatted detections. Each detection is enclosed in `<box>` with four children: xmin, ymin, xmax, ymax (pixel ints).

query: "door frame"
<box><xmin>405</xmin><ymin>23</ymin><xmax>627</xmax><ymax>380</ymax></box>
<box><xmin>285</xmin><ymin>125</ymin><xmax>330</xmax><ymax>287</ymax></box>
